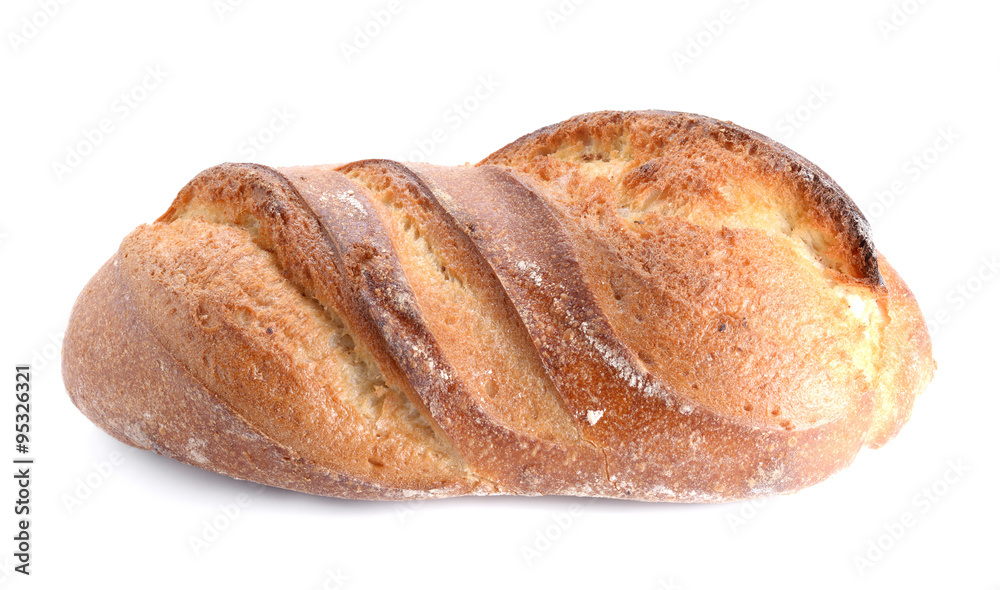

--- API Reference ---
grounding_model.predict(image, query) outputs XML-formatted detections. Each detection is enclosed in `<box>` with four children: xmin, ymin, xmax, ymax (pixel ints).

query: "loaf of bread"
<box><xmin>62</xmin><ymin>110</ymin><xmax>934</xmax><ymax>502</ymax></box>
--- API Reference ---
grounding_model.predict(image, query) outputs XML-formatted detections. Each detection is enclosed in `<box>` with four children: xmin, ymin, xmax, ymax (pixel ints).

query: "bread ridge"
<box><xmin>285</xmin><ymin>161</ymin><xmax>611</xmax><ymax>496</ymax></box>
<box><xmin>62</xmin><ymin>111</ymin><xmax>935</xmax><ymax>501</ymax></box>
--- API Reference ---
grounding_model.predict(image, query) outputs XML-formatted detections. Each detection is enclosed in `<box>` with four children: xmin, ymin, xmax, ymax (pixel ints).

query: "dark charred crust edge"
<box><xmin>162</xmin><ymin>162</ymin><xmax>305</xmax><ymax>224</ymax></box>
<box><xmin>479</xmin><ymin>110</ymin><xmax>884</xmax><ymax>288</ymax></box>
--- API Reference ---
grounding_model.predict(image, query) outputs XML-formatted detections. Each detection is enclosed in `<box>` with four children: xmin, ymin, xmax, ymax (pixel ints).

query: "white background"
<box><xmin>1</xmin><ymin>0</ymin><xmax>997</xmax><ymax>588</ymax></box>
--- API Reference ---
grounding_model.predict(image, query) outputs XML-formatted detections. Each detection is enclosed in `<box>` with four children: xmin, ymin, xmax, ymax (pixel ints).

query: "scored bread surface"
<box><xmin>62</xmin><ymin>111</ymin><xmax>934</xmax><ymax>501</ymax></box>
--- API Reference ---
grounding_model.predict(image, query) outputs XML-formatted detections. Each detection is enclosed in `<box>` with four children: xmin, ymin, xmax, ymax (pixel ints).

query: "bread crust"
<box><xmin>63</xmin><ymin>258</ymin><xmax>445</xmax><ymax>500</ymax></box>
<box><xmin>482</xmin><ymin>110</ymin><xmax>883</xmax><ymax>286</ymax></box>
<box><xmin>63</xmin><ymin>111</ymin><xmax>934</xmax><ymax>501</ymax></box>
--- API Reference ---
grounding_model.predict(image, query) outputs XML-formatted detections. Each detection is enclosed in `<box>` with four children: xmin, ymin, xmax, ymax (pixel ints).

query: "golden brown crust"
<box><xmin>408</xmin><ymin>163</ymin><xmax>873</xmax><ymax>499</ymax></box>
<box><xmin>62</xmin><ymin>111</ymin><xmax>934</xmax><ymax>502</ymax></box>
<box><xmin>480</xmin><ymin>110</ymin><xmax>883</xmax><ymax>288</ymax></box>
<box><xmin>864</xmin><ymin>254</ymin><xmax>935</xmax><ymax>446</ymax></box>
<box><xmin>330</xmin><ymin>160</ymin><xmax>609</xmax><ymax>495</ymax></box>
<box><xmin>62</xmin><ymin>258</ymin><xmax>439</xmax><ymax>500</ymax></box>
